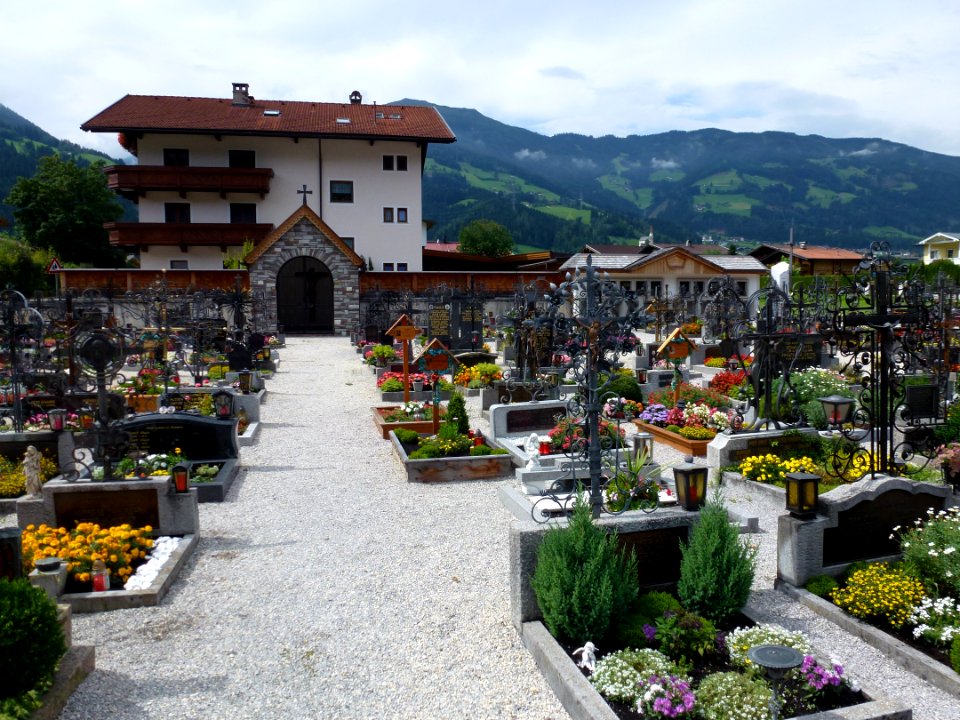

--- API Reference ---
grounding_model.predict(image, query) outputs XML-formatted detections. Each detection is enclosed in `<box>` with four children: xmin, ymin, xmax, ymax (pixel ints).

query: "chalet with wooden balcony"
<box><xmin>80</xmin><ymin>83</ymin><xmax>456</xmax><ymax>334</ymax></box>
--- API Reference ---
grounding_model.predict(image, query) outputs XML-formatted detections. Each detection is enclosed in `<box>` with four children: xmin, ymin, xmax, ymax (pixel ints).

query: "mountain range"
<box><xmin>3</xmin><ymin>100</ymin><xmax>960</xmax><ymax>253</ymax></box>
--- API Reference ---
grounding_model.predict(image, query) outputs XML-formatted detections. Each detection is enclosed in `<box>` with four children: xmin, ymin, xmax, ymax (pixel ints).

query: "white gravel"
<box><xmin>1</xmin><ymin>336</ymin><xmax>957</xmax><ymax>718</ymax></box>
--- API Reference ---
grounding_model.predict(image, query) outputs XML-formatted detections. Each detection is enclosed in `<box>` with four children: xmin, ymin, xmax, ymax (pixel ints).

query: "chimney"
<box><xmin>349</xmin><ymin>90</ymin><xmax>362</xmax><ymax>104</ymax></box>
<box><xmin>232</xmin><ymin>83</ymin><xmax>252</xmax><ymax>106</ymax></box>
<box><xmin>799</xmin><ymin>241</ymin><xmax>807</xmax><ymax>250</ymax></box>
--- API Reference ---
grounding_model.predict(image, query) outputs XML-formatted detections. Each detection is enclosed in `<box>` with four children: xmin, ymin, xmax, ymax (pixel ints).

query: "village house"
<box><xmin>77</xmin><ymin>83</ymin><xmax>456</xmax><ymax>333</ymax></box>
<box><xmin>918</xmin><ymin>232</ymin><xmax>960</xmax><ymax>264</ymax></box>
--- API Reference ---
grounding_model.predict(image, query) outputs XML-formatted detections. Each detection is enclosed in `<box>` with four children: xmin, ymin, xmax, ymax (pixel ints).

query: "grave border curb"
<box><xmin>60</xmin><ymin>532</ymin><xmax>198</xmax><ymax>613</ymax></box>
<box><xmin>30</xmin><ymin>644</ymin><xmax>96</xmax><ymax>720</ymax></box>
<box><xmin>778</xmin><ymin>581</ymin><xmax>960</xmax><ymax>698</ymax></box>
<box><xmin>521</xmin><ymin>598</ymin><xmax>914</xmax><ymax>720</ymax></box>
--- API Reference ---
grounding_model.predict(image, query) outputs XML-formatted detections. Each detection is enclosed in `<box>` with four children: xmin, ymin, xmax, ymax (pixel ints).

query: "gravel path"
<box><xmin>50</xmin><ymin>337</ymin><xmax>567</xmax><ymax>719</ymax></box>
<box><xmin>2</xmin><ymin>336</ymin><xmax>959</xmax><ymax>718</ymax></box>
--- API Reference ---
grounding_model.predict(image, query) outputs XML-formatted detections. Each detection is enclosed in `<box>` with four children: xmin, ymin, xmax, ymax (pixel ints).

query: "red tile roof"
<box><xmin>758</xmin><ymin>244</ymin><xmax>862</xmax><ymax>261</ymax></box>
<box><xmin>81</xmin><ymin>93</ymin><xmax>456</xmax><ymax>143</ymax></box>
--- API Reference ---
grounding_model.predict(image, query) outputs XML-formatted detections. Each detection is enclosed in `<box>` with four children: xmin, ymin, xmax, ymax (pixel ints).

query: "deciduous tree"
<box><xmin>457</xmin><ymin>219</ymin><xmax>514</xmax><ymax>257</ymax></box>
<box><xmin>6</xmin><ymin>155</ymin><xmax>124</xmax><ymax>266</ymax></box>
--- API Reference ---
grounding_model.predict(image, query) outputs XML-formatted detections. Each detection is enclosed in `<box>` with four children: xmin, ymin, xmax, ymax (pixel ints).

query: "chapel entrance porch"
<box><xmin>276</xmin><ymin>256</ymin><xmax>334</xmax><ymax>333</ymax></box>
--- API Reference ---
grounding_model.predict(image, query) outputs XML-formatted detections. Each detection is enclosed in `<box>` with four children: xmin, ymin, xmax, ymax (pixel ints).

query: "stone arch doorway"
<box><xmin>276</xmin><ymin>256</ymin><xmax>334</xmax><ymax>333</ymax></box>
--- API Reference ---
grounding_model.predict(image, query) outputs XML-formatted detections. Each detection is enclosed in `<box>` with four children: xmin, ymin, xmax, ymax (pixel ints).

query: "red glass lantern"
<box><xmin>47</xmin><ymin>408</ymin><xmax>66</xmax><ymax>432</ymax></box>
<box><xmin>172</xmin><ymin>463</ymin><xmax>189</xmax><ymax>493</ymax></box>
<box><xmin>539</xmin><ymin>438</ymin><xmax>552</xmax><ymax>455</ymax></box>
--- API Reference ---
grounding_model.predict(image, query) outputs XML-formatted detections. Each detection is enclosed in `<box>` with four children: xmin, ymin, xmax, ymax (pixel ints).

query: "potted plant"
<box><xmin>937</xmin><ymin>442</ymin><xmax>960</xmax><ymax>491</ymax></box>
<box><xmin>369</xmin><ymin>344</ymin><xmax>397</xmax><ymax>367</ymax></box>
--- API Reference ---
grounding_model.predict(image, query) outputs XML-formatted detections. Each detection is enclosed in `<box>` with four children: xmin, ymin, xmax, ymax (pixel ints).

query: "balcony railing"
<box><xmin>105</xmin><ymin>223</ymin><xmax>274</xmax><ymax>247</ymax></box>
<box><xmin>104</xmin><ymin>165</ymin><xmax>274</xmax><ymax>196</ymax></box>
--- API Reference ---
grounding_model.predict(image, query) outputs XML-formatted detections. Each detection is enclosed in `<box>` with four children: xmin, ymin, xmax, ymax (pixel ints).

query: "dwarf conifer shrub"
<box><xmin>445</xmin><ymin>391</ymin><xmax>469</xmax><ymax>434</ymax></box>
<box><xmin>531</xmin><ymin>494</ymin><xmax>639</xmax><ymax>643</ymax></box>
<box><xmin>951</xmin><ymin>634</ymin><xmax>960</xmax><ymax>674</ymax></box>
<box><xmin>677</xmin><ymin>494</ymin><xmax>757</xmax><ymax>626</ymax></box>
<box><xmin>0</xmin><ymin>579</ymin><xmax>66</xmax><ymax>699</ymax></box>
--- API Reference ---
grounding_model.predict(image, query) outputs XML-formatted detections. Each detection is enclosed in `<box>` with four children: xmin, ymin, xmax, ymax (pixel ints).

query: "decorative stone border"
<box><xmin>30</xmin><ymin>645</ymin><xmax>96</xmax><ymax>720</ymax></box>
<box><xmin>388</xmin><ymin>430</ymin><xmax>515</xmax><ymax>483</ymax></box>
<box><xmin>520</xmin><ymin>597</ymin><xmax>913</xmax><ymax>720</ymax></box>
<box><xmin>779</xmin><ymin>581</ymin><xmax>960</xmax><ymax>699</ymax></box>
<box><xmin>59</xmin><ymin>533</ymin><xmax>198</xmax><ymax>613</ymax></box>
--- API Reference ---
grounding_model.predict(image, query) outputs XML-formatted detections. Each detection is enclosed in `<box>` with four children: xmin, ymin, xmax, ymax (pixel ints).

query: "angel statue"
<box><xmin>572</xmin><ymin>641</ymin><xmax>597</xmax><ymax>674</ymax></box>
<box><xmin>23</xmin><ymin>445</ymin><xmax>43</xmax><ymax>497</ymax></box>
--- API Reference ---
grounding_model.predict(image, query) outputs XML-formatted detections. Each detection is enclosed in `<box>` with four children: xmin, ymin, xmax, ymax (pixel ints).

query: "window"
<box><xmin>169</xmin><ymin>260</ymin><xmax>189</xmax><ymax>270</ymax></box>
<box><xmin>382</xmin><ymin>155</ymin><xmax>408</xmax><ymax>171</ymax></box>
<box><xmin>635</xmin><ymin>280</ymin><xmax>647</xmax><ymax>297</ymax></box>
<box><xmin>930</xmin><ymin>249</ymin><xmax>940</xmax><ymax>260</ymax></box>
<box><xmin>736</xmin><ymin>281</ymin><xmax>748</xmax><ymax>296</ymax></box>
<box><xmin>330</xmin><ymin>181</ymin><xmax>353</xmax><ymax>203</ymax></box>
<box><xmin>649</xmin><ymin>280</ymin><xmax>662</xmax><ymax>297</ymax></box>
<box><xmin>383</xmin><ymin>208</ymin><xmax>394</xmax><ymax>223</ymax></box>
<box><xmin>382</xmin><ymin>262</ymin><xmax>394</xmax><ymax>271</ymax></box>
<box><xmin>620</xmin><ymin>281</ymin><xmax>631</xmax><ymax>291</ymax></box>
<box><xmin>163</xmin><ymin>148</ymin><xmax>189</xmax><ymax>166</ymax></box>
<box><xmin>230</xmin><ymin>203</ymin><xmax>257</xmax><ymax>224</ymax></box>
<box><xmin>229</xmin><ymin>150</ymin><xmax>256</xmax><ymax>168</ymax></box>
<box><xmin>397</xmin><ymin>208</ymin><xmax>408</xmax><ymax>223</ymax></box>
<box><xmin>164</xmin><ymin>203</ymin><xmax>191</xmax><ymax>223</ymax></box>
<box><xmin>397</xmin><ymin>262</ymin><xmax>408</xmax><ymax>272</ymax></box>
<box><xmin>950</xmin><ymin>250</ymin><xmax>956</xmax><ymax>259</ymax></box>
<box><xmin>340</xmin><ymin>237</ymin><xmax>355</xmax><ymax>250</ymax></box>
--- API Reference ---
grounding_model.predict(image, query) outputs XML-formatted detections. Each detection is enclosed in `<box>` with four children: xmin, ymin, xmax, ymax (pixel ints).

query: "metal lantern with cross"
<box><xmin>212</xmin><ymin>390</ymin><xmax>235</xmax><ymax>420</ymax></box>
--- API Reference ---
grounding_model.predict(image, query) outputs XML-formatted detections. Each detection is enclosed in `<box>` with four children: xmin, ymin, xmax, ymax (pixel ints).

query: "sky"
<box><xmin>3</xmin><ymin>0</ymin><xmax>960</xmax><ymax>159</ymax></box>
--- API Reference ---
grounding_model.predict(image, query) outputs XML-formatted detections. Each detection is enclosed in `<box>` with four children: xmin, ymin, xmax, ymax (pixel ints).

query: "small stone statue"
<box><xmin>524</xmin><ymin>432</ymin><xmax>541</xmax><ymax>470</ymax></box>
<box><xmin>572</xmin><ymin>642</ymin><xmax>597</xmax><ymax>674</ymax></box>
<box><xmin>23</xmin><ymin>445</ymin><xmax>42</xmax><ymax>497</ymax></box>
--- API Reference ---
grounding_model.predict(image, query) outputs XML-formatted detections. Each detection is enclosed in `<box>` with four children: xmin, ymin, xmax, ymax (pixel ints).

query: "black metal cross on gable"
<box><xmin>297</xmin><ymin>184</ymin><xmax>313</xmax><ymax>206</ymax></box>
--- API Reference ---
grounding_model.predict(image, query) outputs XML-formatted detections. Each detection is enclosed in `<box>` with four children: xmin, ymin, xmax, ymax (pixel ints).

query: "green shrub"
<box><xmin>951</xmin><ymin>634</ymin><xmax>960</xmax><ymax>674</ymax></box>
<box><xmin>469</xmin><ymin>444</ymin><xmax>492</xmax><ymax>456</ymax></box>
<box><xmin>445</xmin><ymin>391</ymin><xmax>469</xmax><ymax>435</ymax></box>
<box><xmin>207</xmin><ymin>364</ymin><xmax>228</xmax><ymax>380</ymax></box>
<box><xmin>654</xmin><ymin>608</ymin><xmax>717</xmax><ymax>668</ymax></box>
<box><xmin>0</xmin><ymin>579</ymin><xmax>66</xmax><ymax>699</ymax></box>
<box><xmin>604</xmin><ymin>373</ymin><xmax>644</xmax><ymax>402</ymax></box>
<box><xmin>379</xmin><ymin>378</ymin><xmax>404</xmax><ymax>392</ymax></box>
<box><xmin>393</xmin><ymin>428</ymin><xmax>419</xmax><ymax>444</ymax></box>
<box><xmin>665</xmin><ymin>424</ymin><xmax>682</xmax><ymax>434</ymax></box>
<box><xmin>531</xmin><ymin>493</ymin><xmax>639</xmax><ymax>643</ymax></box>
<box><xmin>697</xmin><ymin>671</ymin><xmax>771</xmax><ymax>720</ymax></box>
<box><xmin>805</xmin><ymin>575</ymin><xmax>839</xmax><ymax>598</ymax></box>
<box><xmin>370</xmin><ymin>344</ymin><xmax>396</xmax><ymax>362</ymax></box>
<box><xmin>633</xmin><ymin>591</ymin><xmax>683</xmax><ymax>625</ymax></box>
<box><xmin>677</xmin><ymin>494</ymin><xmax>757</xmax><ymax>625</ymax></box>
<box><xmin>408</xmin><ymin>443</ymin><xmax>441</xmax><ymax>459</ymax></box>
<box><xmin>615</xmin><ymin>611</ymin><xmax>655</xmax><ymax>649</ymax></box>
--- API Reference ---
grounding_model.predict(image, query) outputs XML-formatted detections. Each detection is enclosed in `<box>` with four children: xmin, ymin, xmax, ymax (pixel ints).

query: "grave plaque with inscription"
<box><xmin>618</xmin><ymin>525</ymin><xmax>689</xmax><ymax>587</ymax></box>
<box><xmin>121</xmin><ymin>414</ymin><xmax>239</xmax><ymax>462</ymax></box>
<box><xmin>505</xmin><ymin>407</ymin><xmax>564</xmax><ymax>435</ymax></box>
<box><xmin>54</xmin><ymin>488</ymin><xmax>159</xmax><ymax>530</ymax></box>
<box><xmin>775</xmin><ymin>336</ymin><xmax>823</xmax><ymax>370</ymax></box>
<box><xmin>822</xmin><ymin>489</ymin><xmax>932</xmax><ymax>566</ymax></box>
<box><xmin>427</xmin><ymin>305</ymin><xmax>451</xmax><ymax>347</ymax></box>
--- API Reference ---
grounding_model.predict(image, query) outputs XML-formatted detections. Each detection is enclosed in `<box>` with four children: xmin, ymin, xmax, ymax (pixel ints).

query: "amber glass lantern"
<box><xmin>673</xmin><ymin>455</ymin><xmax>708</xmax><ymax>510</ymax></box>
<box><xmin>785</xmin><ymin>471</ymin><xmax>820</xmax><ymax>519</ymax></box>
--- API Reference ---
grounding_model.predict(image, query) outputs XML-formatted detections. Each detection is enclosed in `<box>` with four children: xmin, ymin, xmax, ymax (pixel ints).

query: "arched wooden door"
<box><xmin>276</xmin><ymin>256</ymin><xmax>334</xmax><ymax>333</ymax></box>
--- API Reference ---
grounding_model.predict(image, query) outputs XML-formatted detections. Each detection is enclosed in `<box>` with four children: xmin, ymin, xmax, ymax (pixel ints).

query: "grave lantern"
<box><xmin>47</xmin><ymin>408</ymin><xmax>66</xmax><ymax>432</ymax></box>
<box><xmin>172</xmin><ymin>463</ymin><xmax>189</xmax><ymax>493</ymax></box>
<box><xmin>673</xmin><ymin>455</ymin><xmax>707</xmax><ymax>511</ymax></box>
<box><xmin>727</xmin><ymin>357</ymin><xmax>740</xmax><ymax>373</ymax></box>
<box><xmin>818</xmin><ymin>394</ymin><xmax>854</xmax><ymax>427</ymax></box>
<box><xmin>238</xmin><ymin>370</ymin><xmax>253</xmax><ymax>394</ymax></box>
<box><xmin>747</xmin><ymin>645</ymin><xmax>804</xmax><ymax>720</ymax></box>
<box><xmin>213</xmin><ymin>391</ymin><xmax>234</xmax><ymax>419</ymax></box>
<box><xmin>784</xmin><ymin>471</ymin><xmax>820</xmax><ymax>519</ymax></box>
<box><xmin>632</xmin><ymin>431</ymin><xmax>654</xmax><ymax>463</ymax></box>
<box><xmin>79</xmin><ymin>407</ymin><xmax>96</xmax><ymax>429</ymax></box>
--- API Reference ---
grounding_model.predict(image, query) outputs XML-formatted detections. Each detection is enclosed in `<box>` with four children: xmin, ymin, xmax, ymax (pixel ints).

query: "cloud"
<box><xmin>514</xmin><ymin>148</ymin><xmax>547</xmax><ymax>161</ymax></box>
<box><xmin>539</xmin><ymin>66</ymin><xmax>585</xmax><ymax>81</ymax></box>
<box><xmin>572</xmin><ymin>157</ymin><xmax>596</xmax><ymax>170</ymax></box>
<box><xmin>651</xmin><ymin>158</ymin><xmax>679</xmax><ymax>169</ymax></box>
<box><xmin>847</xmin><ymin>143</ymin><xmax>880</xmax><ymax>157</ymax></box>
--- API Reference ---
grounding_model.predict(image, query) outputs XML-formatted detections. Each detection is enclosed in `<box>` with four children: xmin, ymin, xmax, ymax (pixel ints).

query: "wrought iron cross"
<box><xmin>297</xmin><ymin>184</ymin><xmax>313</xmax><ymax>206</ymax></box>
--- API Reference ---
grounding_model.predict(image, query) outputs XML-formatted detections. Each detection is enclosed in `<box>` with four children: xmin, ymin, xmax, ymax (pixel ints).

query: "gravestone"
<box><xmin>118</xmin><ymin>413</ymin><xmax>240</xmax><ymax>501</ymax></box>
<box><xmin>426</xmin><ymin>303</ymin><xmax>451</xmax><ymax>347</ymax></box>
<box><xmin>0</xmin><ymin>528</ymin><xmax>22</xmax><ymax>580</ymax></box>
<box><xmin>776</xmin><ymin>335</ymin><xmax>824</xmax><ymax>371</ymax></box>
<box><xmin>777</xmin><ymin>475</ymin><xmax>952</xmax><ymax>586</ymax></box>
<box><xmin>121</xmin><ymin>413</ymin><xmax>239</xmax><ymax>462</ymax></box>
<box><xmin>227</xmin><ymin>343</ymin><xmax>253</xmax><ymax>371</ymax></box>
<box><xmin>449</xmin><ymin>299</ymin><xmax>484</xmax><ymax>350</ymax></box>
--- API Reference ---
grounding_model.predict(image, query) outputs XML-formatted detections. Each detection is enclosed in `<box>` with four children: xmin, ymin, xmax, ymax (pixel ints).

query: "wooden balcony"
<box><xmin>104</xmin><ymin>165</ymin><xmax>274</xmax><ymax>197</ymax></box>
<box><xmin>105</xmin><ymin>223</ymin><xmax>273</xmax><ymax>248</ymax></box>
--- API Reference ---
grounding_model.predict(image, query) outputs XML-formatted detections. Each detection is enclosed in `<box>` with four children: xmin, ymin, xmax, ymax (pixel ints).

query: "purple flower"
<box><xmin>643</xmin><ymin>624</ymin><xmax>657</xmax><ymax>642</ymax></box>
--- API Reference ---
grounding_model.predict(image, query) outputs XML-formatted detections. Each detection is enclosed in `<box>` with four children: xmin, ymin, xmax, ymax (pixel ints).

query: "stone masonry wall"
<box><xmin>248</xmin><ymin>218</ymin><xmax>359</xmax><ymax>336</ymax></box>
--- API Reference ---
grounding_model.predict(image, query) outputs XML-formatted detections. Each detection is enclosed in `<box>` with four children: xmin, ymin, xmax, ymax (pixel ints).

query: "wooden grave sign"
<box><xmin>414</xmin><ymin>338</ymin><xmax>460</xmax><ymax>433</ymax></box>
<box><xmin>387</xmin><ymin>314</ymin><xmax>421</xmax><ymax>404</ymax></box>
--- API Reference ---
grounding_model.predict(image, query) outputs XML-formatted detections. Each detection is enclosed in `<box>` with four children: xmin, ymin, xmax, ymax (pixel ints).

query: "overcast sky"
<box><xmin>3</xmin><ymin>0</ymin><xmax>959</xmax><ymax>158</ymax></box>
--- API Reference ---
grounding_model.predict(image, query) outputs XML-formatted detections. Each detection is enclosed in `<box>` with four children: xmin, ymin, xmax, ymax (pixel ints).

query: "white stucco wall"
<box><xmin>132</xmin><ymin>133</ymin><xmax>425</xmax><ymax>272</ymax></box>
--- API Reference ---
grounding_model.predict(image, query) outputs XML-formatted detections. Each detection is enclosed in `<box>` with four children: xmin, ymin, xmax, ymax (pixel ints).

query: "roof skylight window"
<box><xmin>263</xmin><ymin>109</ymin><xmax>280</xmax><ymax>116</ymax></box>
<box><xmin>336</xmin><ymin>118</ymin><xmax>351</xmax><ymax>124</ymax></box>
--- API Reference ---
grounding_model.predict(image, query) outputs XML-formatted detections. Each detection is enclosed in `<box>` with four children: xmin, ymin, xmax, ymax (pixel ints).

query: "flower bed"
<box><xmin>388</xmin><ymin>430</ymin><xmax>513</xmax><ymax>483</ymax></box>
<box><xmin>372</xmin><ymin>405</ymin><xmax>447</xmax><ymax>440</ymax></box>
<box><xmin>633</xmin><ymin>420</ymin><xmax>713</xmax><ymax>456</ymax></box>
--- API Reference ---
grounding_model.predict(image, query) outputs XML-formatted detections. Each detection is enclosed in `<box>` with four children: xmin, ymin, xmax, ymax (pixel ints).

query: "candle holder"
<box><xmin>673</xmin><ymin>455</ymin><xmax>708</xmax><ymax>510</ymax></box>
<box><xmin>47</xmin><ymin>408</ymin><xmax>66</xmax><ymax>432</ymax></box>
<box><xmin>172</xmin><ymin>463</ymin><xmax>189</xmax><ymax>493</ymax></box>
<box><xmin>746</xmin><ymin>644</ymin><xmax>804</xmax><ymax>720</ymax></box>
